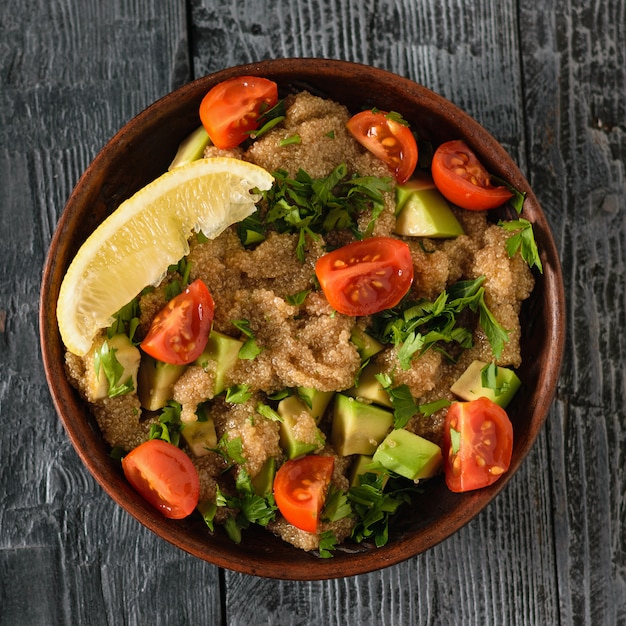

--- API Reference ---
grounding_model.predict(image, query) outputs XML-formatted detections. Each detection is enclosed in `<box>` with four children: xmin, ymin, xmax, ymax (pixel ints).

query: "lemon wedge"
<box><xmin>57</xmin><ymin>157</ymin><xmax>273</xmax><ymax>356</ymax></box>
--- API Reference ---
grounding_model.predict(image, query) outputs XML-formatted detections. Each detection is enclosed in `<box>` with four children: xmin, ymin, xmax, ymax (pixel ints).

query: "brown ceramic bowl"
<box><xmin>40</xmin><ymin>58</ymin><xmax>565</xmax><ymax>580</ymax></box>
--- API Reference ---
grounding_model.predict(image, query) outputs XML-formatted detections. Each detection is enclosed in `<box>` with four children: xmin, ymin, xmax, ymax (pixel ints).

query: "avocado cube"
<box><xmin>349</xmin><ymin>454</ymin><xmax>390</xmax><ymax>489</ymax></box>
<box><xmin>137</xmin><ymin>354</ymin><xmax>186</xmax><ymax>411</ymax></box>
<box><xmin>331</xmin><ymin>394</ymin><xmax>393</xmax><ymax>457</ymax></box>
<box><xmin>297</xmin><ymin>387</ymin><xmax>334</xmax><ymax>424</ymax></box>
<box><xmin>350</xmin><ymin>326</ymin><xmax>385</xmax><ymax>362</ymax></box>
<box><xmin>373</xmin><ymin>429</ymin><xmax>442</xmax><ymax>481</ymax></box>
<box><xmin>345</xmin><ymin>362</ymin><xmax>393</xmax><ymax>408</ymax></box>
<box><xmin>88</xmin><ymin>334</ymin><xmax>141</xmax><ymax>401</ymax></box>
<box><xmin>194</xmin><ymin>330</ymin><xmax>244</xmax><ymax>396</ymax></box>
<box><xmin>181</xmin><ymin>418</ymin><xmax>217</xmax><ymax>457</ymax></box>
<box><xmin>450</xmin><ymin>360</ymin><xmax>521</xmax><ymax>408</ymax></box>
<box><xmin>251</xmin><ymin>457</ymin><xmax>277</xmax><ymax>497</ymax></box>
<box><xmin>168</xmin><ymin>125</ymin><xmax>211</xmax><ymax>170</ymax></box>
<box><xmin>278</xmin><ymin>395</ymin><xmax>324</xmax><ymax>459</ymax></box>
<box><xmin>395</xmin><ymin>174</ymin><xmax>464</xmax><ymax>238</ymax></box>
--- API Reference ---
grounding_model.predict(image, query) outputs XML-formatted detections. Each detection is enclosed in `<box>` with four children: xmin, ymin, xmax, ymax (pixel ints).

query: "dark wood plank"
<box><xmin>519</xmin><ymin>1</ymin><xmax>626</xmax><ymax>625</ymax></box>
<box><xmin>0</xmin><ymin>1</ymin><xmax>222</xmax><ymax>625</ymax></box>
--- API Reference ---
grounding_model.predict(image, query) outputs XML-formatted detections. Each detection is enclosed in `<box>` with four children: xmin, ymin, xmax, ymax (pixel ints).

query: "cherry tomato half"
<box><xmin>199</xmin><ymin>76</ymin><xmax>278</xmax><ymax>149</ymax></box>
<box><xmin>442</xmin><ymin>396</ymin><xmax>513</xmax><ymax>493</ymax></box>
<box><xmin>347</xmin><ymin>110</ymin><xmax>418</xmax><ymax>184</ymax></box>
<box><xmin>122</xmin><ymin>439</ymin><xmax>200</xmax><ymax>519</ymax></box>
<box><xmin>315</xmin><ymin>237</ymin><xmax>414</xmax><ymax>316</ymax></box>
<box><xmin>141</xmin><ymin>279</ymin><xmax>214</xmax><ymax>365</ymax></box>
<box><xmin>273</xmin><ymin>456</ymin><xmax>334</xmax><ymax>533</ymax></box>
<box><xmin>431</xmin><ymin>140</ymin><xmax>513</xmax><ymax>210</ymax></box>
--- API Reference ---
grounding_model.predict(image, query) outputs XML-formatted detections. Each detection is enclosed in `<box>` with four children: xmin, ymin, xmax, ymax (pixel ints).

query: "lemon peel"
<box><xmin>57</xmin><ymin>157</ymin><xmax>273</xmax><ymax>356</ymax></box>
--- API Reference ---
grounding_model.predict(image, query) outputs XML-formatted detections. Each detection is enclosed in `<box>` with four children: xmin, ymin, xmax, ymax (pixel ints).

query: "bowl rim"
<box><xmin>39</xmin><ymin>57</ymin><xmax>565</xmax><ymax>580</ymax></box>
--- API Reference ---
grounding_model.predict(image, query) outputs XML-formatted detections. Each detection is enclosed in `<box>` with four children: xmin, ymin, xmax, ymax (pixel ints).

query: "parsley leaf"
<box><xmin>231</xmin><ymin>319</ymin><xmax>263</xmax><ymax>360</ymax></box>
<box><xmin>368</xmin><ymin>276</ymin><xmax>510</xmax><ymax>365</ymax></box>
<box><xmin>285</xmin><ymin>289</ymin><xmax>310</xmax><ymax>306</ymax></box>
<box><xmin>280</xmin><ymin>134</ymin><xmax>301</xmax><ymax>147</ymax></box>
<box><xmin>256</xmin><ymin>402</ymin><xmax>283</xmax><ymax>422</ymax></box>
<box><xmin>149</xmin><ymin>400</ymin><xmax>182</xmax><ymax>446</ymax></box>
<box><xmin>93</xmin><ymin>340</ymin><xmax>135</xmax><ymax>398</ymax></box>
<box><xmin>247</xmin><ymin>100</ymin><xmax>286</xmax><ymax>140</ymax></box>
<box><xmin>260</xmin><ymin>164</ymin><xmax>392</xmax><ymax>261</ymax></box>
<box><xmin>318</xmin><ymin>531</ymin><xmax>339</xmax><ymax>558</ymax></box>
<box><xmin>348</xmin><ymin>470</ymin><xmax>416</xmax><ymax>548</ymax></box>
<box><xmin>108</xmin><ymin>298</ymin><xmax>140</xmax><ymax>342</ymax></box>
<box><xmin>499</xmin><ymin>218</ymin><xmax>543</xmax><ymax>273</ymax></box>
<box><xmin>225</xmin><ymin>384</ymin><xmax>253</xmax><ymax>404</ymax></box>
<box><xmin>322</xmin><ymin>484</ymin><xmax>352</xmax><ymax>522</ymax></box>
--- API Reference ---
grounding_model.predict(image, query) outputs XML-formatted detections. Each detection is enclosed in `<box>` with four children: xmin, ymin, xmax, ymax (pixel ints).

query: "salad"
<box><xmin>61</xmin><ymin>75</ymin><xmax>541</xmax><ymax>556</ymax></box>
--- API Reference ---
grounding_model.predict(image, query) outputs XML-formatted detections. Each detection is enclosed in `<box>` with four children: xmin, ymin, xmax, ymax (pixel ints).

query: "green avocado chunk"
<box><xmin>450</xmin><ymin>360</ymin><xmax>521</xmax><ymax>408</ymax></box>
<box><xmin>181</xmin><ymin>418</ymin><xmax>218</xmax><ymax>457</ymax></box>
<box><xmin>349</xmin><ymin>454</ymin><xmax>390</xmax><ymax>489</ymax></box>
<box><xmin>137</xmin><ymin>354</ymin><xmax>186</xmax><ymax>411</ymax></box>
<box><xmin>251</xmin><ymin>457</ymin><xmax>277</xmax><ymax>497</ymax></box>
<box><xmin>394</xmin><ymin>173</ymin><xmax>464</xmax><ymax>238</ymax></box>
<box><xmin>296</xmin><ymin>387</ymin><xmax>334</xmax><ymax>424</ymax></box>
<box><xmin>193</xmin><ymin>330</ymin><xmax>244</xmax><ymax>396</ymax></box>
<box><xmin>277</xmin><ymin>394</ymin><xmax>325</xmax><ymax>459</ymax></box>
<box><xmin>350</xmin><ymin>326</ymin><xmax>385</xmax><ymax>362</ymax></box>
<box><xmin>90</xmin><ymin>334</ymin><xmax>142</xmax><ymax>401</ymax></box>
<box><xmin>168</xmin><ymin>126</ymin><xmax>211</xmax><ymax>170</ymax></box>
<box><xmin>372</xmin><ymin>429</ymin><xmax>442</xmax><ymax>481</ymax></box>
<box><xmin>345</xmin><ymin>362</ymin><xmax>392</xmax><ymax>408</ymax></box>
<box><xmin>331</xmin><ymin>394</ymin><xmax>393</xmax><ymax>457</ymax></box>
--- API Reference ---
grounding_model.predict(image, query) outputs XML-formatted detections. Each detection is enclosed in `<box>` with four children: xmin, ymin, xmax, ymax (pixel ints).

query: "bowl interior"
<box><xmin>40</xmin><ymin>58</ymin><xmax>565</xmax><ymax>580</ymax></box>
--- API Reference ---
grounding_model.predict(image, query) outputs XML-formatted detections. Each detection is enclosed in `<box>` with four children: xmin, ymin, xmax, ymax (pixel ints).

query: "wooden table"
<box><xmin>1</xmin><ymin>1</ymin><xmax>624</xmax><ymax>624</ymax></box>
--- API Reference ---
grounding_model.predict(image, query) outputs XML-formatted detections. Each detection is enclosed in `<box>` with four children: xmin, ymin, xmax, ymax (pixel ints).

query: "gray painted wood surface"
<box><xmin>1</xmin><ymin>0</ymin><xmax>624</xmax><ymax>624</ymax></box>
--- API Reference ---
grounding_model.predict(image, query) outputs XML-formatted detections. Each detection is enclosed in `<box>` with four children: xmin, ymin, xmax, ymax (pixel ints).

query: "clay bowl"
<box><xmin>40</xmin><ymin>58</ymin><xmax>565</xmax><ymax>580</ymax></box>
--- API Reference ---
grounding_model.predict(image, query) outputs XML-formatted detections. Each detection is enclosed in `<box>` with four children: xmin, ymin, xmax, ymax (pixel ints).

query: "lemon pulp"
<box><xmin>57</xmin><ymin>157</ymin><xmax>274</xmax><ymax>356</ymax></box>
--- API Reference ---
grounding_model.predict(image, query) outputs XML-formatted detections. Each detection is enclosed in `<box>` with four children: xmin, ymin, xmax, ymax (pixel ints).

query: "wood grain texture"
<box><xmin>519</xmin><ymin>1</ymin><xmax>626</xmax><ymax>624</ymax></box>
<box><xmin>0</xmin><ymin>1</ymin><xmax>222</xmax><ymax>625</ymax></box>
<box><xmin>1</xmin><ymin>0</ymin><xmax>624</xmax><ymax>624</ymax></box>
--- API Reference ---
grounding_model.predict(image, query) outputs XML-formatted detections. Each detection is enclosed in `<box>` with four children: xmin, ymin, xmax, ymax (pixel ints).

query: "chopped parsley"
<box><xmin>149</xmin><ymin>400</ymin><xmax>182</xmax><ymax>446</ymax></box>
<box><xmin>225</xmin><ymin>384</ymin><xmax>253</xmax><ymax>404</ymax></box>
<box><xmin>368</xmin><ymin>276</ymin><xmax>510</xmax><ymax>366</ymax></box>
<box><xmin>93</xmin><ymin>340</ymin><xmax>135</xmax><ymax>398</ymax></box>
<box><xmin>348</xmin><ymin>470</ymin><xmax>417</xmax><ymax>548</ymax></box>
<box><xmin>279</xmin><ymin>134</ymin><xmax>301</xmax><ymax>147</ymax></box>
<box><xmin>375</xmin><ymin>374</ymin><xmax>452</xmax><ymax>429</ymax></box>
<box><xmin>499</xmin><ymin>218</ymin><xmax>543</xmax><ymax>273</ymax></box>
<box><xmin>231</xmin><ymin>319</ymin><xmax>263</xmax><ymax>360</ymax></box>
<box><xmin>241</xmin><ymin>163</ymin><xmax>392</xmax><ymax>262</ymax></box>
<box><xmin>107</xmin><ymin>298</ymin><xmax>140</xmax><ymax>343</ymax></box>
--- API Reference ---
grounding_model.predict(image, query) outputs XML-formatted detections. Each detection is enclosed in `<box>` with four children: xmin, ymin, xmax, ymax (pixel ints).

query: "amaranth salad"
<box><xmin>62</xmin><ymin>76</ymin><xmax>542</xmax><ymax>555</ymax></box>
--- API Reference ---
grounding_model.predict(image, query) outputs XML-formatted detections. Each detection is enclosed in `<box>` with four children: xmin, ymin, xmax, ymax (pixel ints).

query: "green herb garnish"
<box><xmin>369</xmin><ymin>276</ymin><xmax>510</xmax><ymax>366</ymax></box>
<box><xmin>348</xmin><ymin>470</ymin><xmax>416</xmax><ymax>548</ymax></box>
<box><xmin>231</xmin><ymin>319</ymin><xmax>263</xmax><ymax>360</ymax></box>
<box><xmin>256</xmin><ymin>164</ymin><xmax>391</xmax><ymax>262</ymax></box>
<box><xmin>93</xmin><ymin>340</ymin><xmax>135</xmax><ymax>398</ymax></box>
<box><xmin>499</xmin><ymin>218</ymin><xmax>543</xmax><ymax>273</ymax></box>
<box><xmin>225</xmin><ymin>384</ymin><xmax>253</xmax><ymax>404</ymax></box>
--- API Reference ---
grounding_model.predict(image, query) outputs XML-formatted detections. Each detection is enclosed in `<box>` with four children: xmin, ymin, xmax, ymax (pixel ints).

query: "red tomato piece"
<box><xmin>431</xmin><ymin>140</ymin><xmax>513</xmax><ymax>210</ymax></box>
<box><xmin>315</xmin><ymin>237</ymin><xmax>414</xmax><ymax>316</ymax></box>
<box><xmin>346</xmin><ymin>110</ymin><xmax>418</xmax><ymax>183</ymax></box>
<box><xmin>122</xmin><ymin>439</ymin><xmax>200</xmax><ymax>519</ymax></box>
<box><xmin>273</xmin><ymin>456</ymin><xmax>334</xmax><ymax>533</ymax></box>
<box><xmin>141</xmin><ymin>279</ymin><xmax>214</xmax><ymax>365</ymax></box>
<box><xmin>442</xmin><ymin>397</ymin><xmax>513</xmax><ymax>493</ymax></box>
<box><xmin>199</xmin><ymin>76</ymin><xmax>278</xmax><ymax>149</ymax></box>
